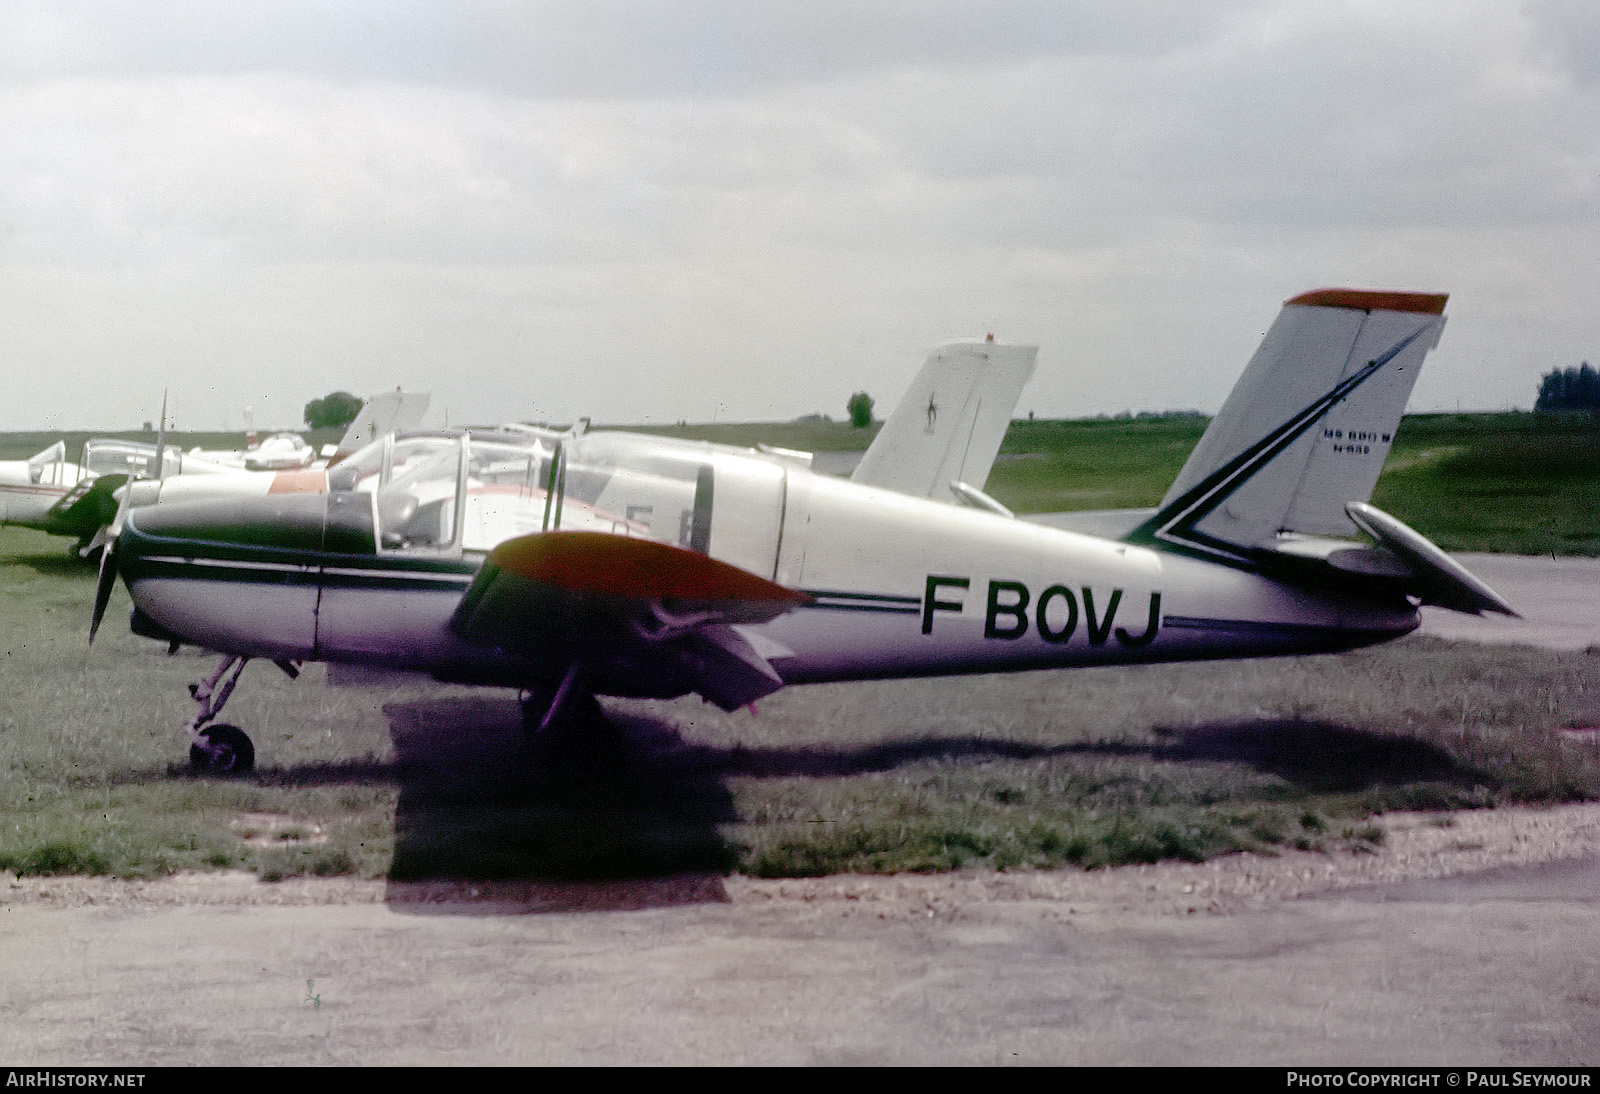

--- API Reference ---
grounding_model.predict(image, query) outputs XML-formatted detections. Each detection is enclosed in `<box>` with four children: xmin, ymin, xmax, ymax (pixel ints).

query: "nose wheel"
<box><xmin>190</xmin><ymin>724</ymin><xmax>255</xmax><ymax>776</ymax></box>
<box><xmin>183</xmin><ymin>655</ymin><xmax>259</xmax><ymax>776</ymax></box>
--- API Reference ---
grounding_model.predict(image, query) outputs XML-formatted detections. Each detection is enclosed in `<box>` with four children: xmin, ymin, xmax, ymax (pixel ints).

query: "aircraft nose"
<box><xmin>121</xmin><ymin>493</ymin><xmax>333</xmax><ymax>553</ymax></box>
<box><xmin>115</xmin><ymin>494</ymin><xmax>330</xmax><ymax>659</ymax></box>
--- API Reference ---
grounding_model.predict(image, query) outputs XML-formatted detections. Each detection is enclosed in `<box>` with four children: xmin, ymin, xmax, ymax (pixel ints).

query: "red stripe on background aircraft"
<box><xmin>90</xmin><ymin>289</ymin><xmax>1514</xmax><ymax>775</ymax></box>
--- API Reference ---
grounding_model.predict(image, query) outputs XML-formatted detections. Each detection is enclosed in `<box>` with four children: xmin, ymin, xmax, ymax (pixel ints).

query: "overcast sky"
<box><xmin>2</xmin><ymin>0</ymin><xmax>1596</xmax><ymax>431</ymax></box>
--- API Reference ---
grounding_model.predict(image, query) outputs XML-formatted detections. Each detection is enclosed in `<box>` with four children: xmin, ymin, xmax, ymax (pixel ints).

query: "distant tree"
<box><xmin>304</xmin><ymin>391</ymin><xmax>364</xmax><ymax>430</ymax></box>
<box><xmin>1535</xmin><ymin>363</ymin><xmax>1600</xmax><ymax>411</ymax></box>
<box><xmin>847</xmin><ymin>391</ymin><xmax>875</xmax><ymax>428</ymax></box>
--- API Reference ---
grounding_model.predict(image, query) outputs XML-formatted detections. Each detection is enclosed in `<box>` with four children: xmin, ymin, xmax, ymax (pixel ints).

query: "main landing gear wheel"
<box><xmin>520</xmin><ymin>662</ymin><xmax>602</xmax><ymax>739</ymax></box>
<box><xmin>189</xmin><ymin>724</ymin><xmax>255</xmax><ymax>776</ymax></box>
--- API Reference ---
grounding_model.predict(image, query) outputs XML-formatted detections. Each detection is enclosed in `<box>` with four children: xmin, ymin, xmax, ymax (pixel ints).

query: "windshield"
<box><xmin>370</xmin><ymin>434</ymin><xmax>557</xmax><ymax>552</ymax></box>
<box><xmin>365</xmin><ymin>430</ymin><xmax>785</xmax><ymax>576</ymax></box>
<box><xmin>327</xmin><ymin>433</ymin><xmax>459</xmax><ymax>493</ymax></box>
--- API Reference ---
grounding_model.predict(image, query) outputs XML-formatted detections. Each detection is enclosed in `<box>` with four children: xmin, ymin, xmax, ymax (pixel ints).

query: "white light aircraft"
<box><xmin>0</xmin><ymin>438</ymin><xmax>201</xmax><ymax>546</ymax></box>
<box><xmin>91</xmin><ymin>289</ymin><xmax>1515</xmax><ymax>776</ymax></box>
<box><xmin>116</xmin><ymin>390</ymin><xmax>432</xmax><ymax>512</ymax></box>
<box><xmin>14</xmin><ymin>390</ymin><xmax>433</xmax><ymax>555</ymax></box>
<box><xmin>115</xmin><ymin>341</ymin><xmax>1031</xmax><ymax>519</ymax></box>
<box><xmin>0</xmin><ymin>441</ymin><xmax>93</xmax><ymax>531</ymax></box>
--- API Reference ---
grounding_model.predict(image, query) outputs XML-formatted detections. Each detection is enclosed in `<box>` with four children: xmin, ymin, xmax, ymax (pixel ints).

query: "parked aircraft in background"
<box><xmin>3</xmin><ymin>390</ymin><xmax>430</xmax><ymax>554</ymax></box>
<box><xmin>107</xmin><ymin>339</ymin><xmax>1034</xmax><ymax>522</ymax></box>
<box><xmin>91</xmin><ymin>291</ymin><xmax>1514</xmax><ymax>775</ymax></box>
<box><xmin>0</xmin><ymin>438</ymin><xmax>204</xmax><ymax>546</ymax></box>
<box><xmin>0</xmin><ymin>441</ymin><xmax>92</xmax><ymax>533</ymax></box>
<box><xmin>183</xmin><ymin>390</ymin><xmax>431</xmax><ymax>471</ymax></box>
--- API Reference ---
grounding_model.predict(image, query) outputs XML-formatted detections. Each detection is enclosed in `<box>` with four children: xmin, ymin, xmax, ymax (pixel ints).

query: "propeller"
<box><xmin>88</xmin><ymin>477</ymin><xmax>134</xmax><ymax>644</ymax></box>
<box><xmin>90</xmin><ymin>399</ymin><xmax>161</xmax><ymax>644</ymax></box>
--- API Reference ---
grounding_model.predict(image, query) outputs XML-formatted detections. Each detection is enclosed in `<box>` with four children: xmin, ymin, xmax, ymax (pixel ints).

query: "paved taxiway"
<box><xmin>1418</xmin><ymin>553</ymin><xmax>1600</xmax><ymax>650</ymax></box>
<box><xmin>4</xmin><ymin>807</ymin><xmax>1598</xmax><ymax>1065</ymax></box>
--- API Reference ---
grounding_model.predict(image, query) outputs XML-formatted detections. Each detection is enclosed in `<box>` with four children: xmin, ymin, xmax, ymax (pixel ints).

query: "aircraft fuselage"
<box><xmin>118</xmin><ymin>442</ymin><xmax>1418</xmax><ymax>697</ymax></box>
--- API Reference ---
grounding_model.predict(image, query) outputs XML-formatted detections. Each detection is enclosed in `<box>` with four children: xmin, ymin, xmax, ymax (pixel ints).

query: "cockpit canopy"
<box><xmin>365</xmin><ymin>430</ymin><xmax>789</xmax><ymax>576</ymax></box>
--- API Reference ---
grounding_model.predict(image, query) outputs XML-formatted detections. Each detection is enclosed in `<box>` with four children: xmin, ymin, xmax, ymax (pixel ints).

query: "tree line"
<box><xmin>1536</xmin><ymin>363</ymin><xmax>1600</xmax><ymax>411</ymax></box>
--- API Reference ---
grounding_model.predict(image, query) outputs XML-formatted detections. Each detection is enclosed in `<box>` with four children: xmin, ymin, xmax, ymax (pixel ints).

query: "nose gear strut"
<box><xmin>182</xmin><ymin>656</ymin><xmax>299</xmax><ymax>775</ymax></box>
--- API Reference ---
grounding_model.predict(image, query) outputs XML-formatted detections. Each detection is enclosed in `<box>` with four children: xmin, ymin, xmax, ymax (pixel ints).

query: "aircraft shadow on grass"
<box><xmin>1152</xmin><ymin>719</ymin><xmax>1475</xmax><ymax>793</ymax></box>
<box><xmin>369</xmin><ymin>697</ymin><xmax>1478</xmax><ymax>894</ymax></box>
<box><xmin>117</xmin><ymin>696</ymin><xmax>1479</xmax><ymax>909</ymax></box>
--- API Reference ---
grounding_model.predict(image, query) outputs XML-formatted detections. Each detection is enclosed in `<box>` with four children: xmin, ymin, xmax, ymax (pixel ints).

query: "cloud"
<box><xmin>0</xmin><ymin>0</ymin><xmax>1594</xmax><ymax>429</ymax></box>
<box><xmin>0</xmin><ymin>1</ymin><xmax>1269</xmax><ymax>95</ymax></box>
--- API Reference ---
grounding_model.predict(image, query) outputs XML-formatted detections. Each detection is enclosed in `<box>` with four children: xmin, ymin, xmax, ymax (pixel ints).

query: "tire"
<box><xmin>189</xmin><ymin>724</ymin><xmax>256</xmax><ymax>776</ymax></box>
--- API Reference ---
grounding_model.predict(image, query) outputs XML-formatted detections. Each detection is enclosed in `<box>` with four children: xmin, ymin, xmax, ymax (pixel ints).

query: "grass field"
<box><xmin>2</xmin><ymin>514</ymin><xmax>1597</xmax><ymax>882</ymax></box>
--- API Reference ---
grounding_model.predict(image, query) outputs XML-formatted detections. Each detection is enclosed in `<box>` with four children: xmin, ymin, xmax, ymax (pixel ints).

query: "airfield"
<box><xmin>1</xmin><ymin>416</ymin><xmax>1598</xmax><ymax>1065</ymax></box>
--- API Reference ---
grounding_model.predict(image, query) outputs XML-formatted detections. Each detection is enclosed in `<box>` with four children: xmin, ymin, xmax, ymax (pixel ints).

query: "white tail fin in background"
<box><xmin>851</xmin><ymin>338</ymin><xmax>1037</xmax><ymax>499</ymax></box>
<box><xmin>1132</xmin><ymin>289</ymin><xmax>1447</xmax><ymax>557</ymax></box>
<box><xmin>335</xmin><ymin>390</ymin><xmax>431</xmax><ymax>456</ymax></box>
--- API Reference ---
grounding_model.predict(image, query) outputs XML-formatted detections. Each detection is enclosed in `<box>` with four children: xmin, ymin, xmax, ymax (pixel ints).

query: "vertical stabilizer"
<box><xmin>851</xmin><ymin>338</ymin><xmax>1037</xmax><ymax>498</ymax></box>
<box><xmin>1133</xmin><ymin>289</ymin><xmax>1447</xmax><ymax>557</ymax></box>
<box><xmin>336</xmin><ymin>391</ymin><xmax>431</xmax><ymax>455</ymax></box>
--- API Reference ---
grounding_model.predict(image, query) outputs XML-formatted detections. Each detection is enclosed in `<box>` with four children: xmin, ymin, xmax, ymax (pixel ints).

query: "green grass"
<box><xmin>987</xmin><ymin>416</ymin><xmax>1208</xmax><ymax>512</ymax></box>
<box><xmin>603</xmin><ymin>419</ymin><xmax>884</xmax><ymax>453</ymax></box>
<box><xmin>1372</xmin><ymin>413</ymin><xmax>1600</xmax><ymax>556</ymax></box>
<box><xmin>2</xmin><ymin>522</ymin><xmax>1597</xmax><ymax>882</ymax></box>
<box><xmin>985</xmin><ymin>411</ymin><xmax>1598</xmax><ymax>556</ymax></box>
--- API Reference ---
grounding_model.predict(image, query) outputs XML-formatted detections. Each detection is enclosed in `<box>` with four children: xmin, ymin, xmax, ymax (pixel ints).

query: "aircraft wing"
<box><xmin>448</xmin><ymin>531</ymin><xmax>811</xmax><ymax>710</ymax></box>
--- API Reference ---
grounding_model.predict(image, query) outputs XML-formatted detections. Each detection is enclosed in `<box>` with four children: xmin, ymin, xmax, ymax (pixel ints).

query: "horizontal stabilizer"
<box><xmin>1345</xmin><ymin>502</ymin><xmax>1518</xmax><ymax>616</ymax></box>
